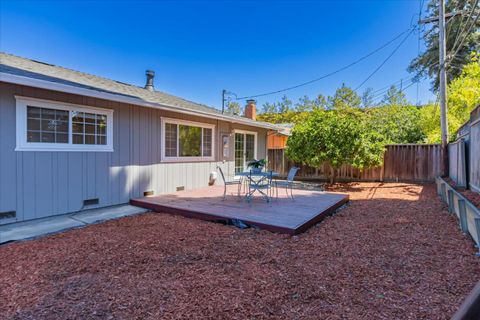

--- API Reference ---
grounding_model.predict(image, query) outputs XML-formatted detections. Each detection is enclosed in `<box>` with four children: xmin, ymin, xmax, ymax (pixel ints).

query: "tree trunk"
<box><xmin>329</xmin><ymin>165</ymin><xmax>336</xmax><ymax>184</ymax></box>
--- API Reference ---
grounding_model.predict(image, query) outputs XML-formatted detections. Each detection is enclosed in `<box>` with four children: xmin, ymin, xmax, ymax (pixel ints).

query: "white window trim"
<box><xmin>15</xmin><ymin>96</ymin><xmax>114</xmax><ymax>152</ymax></box>
<box><xmin>161</xmin><ymin>117</ymin><xmax>215</xmax><ymax>162</ymax></box>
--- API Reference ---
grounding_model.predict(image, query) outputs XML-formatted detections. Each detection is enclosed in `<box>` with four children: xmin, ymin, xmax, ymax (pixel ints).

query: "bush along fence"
<box><xmin>436</xmin><ymin>177</ymin><xmax>480</xmax><ymax>256</ymax></box>
<box><xmin>449</xmin><ymin>105</ymin><xmax>480</xmax><ymax>192</ymax></box>
<box><xmin>268</xmin><ymin>144</ymin><xmax>444</xmax><ymax>182</ymax></box>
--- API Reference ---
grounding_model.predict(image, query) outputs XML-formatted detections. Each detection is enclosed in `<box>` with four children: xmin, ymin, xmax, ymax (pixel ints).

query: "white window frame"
<box><xmin>161</xmin><ymin>117</ymin><xmax>215</xmax><ymax>162</ymax></box>
<box><xmin>15</xmin><ymin>96</ymin><xmax>114</xmax><ymax>152</ymax></box>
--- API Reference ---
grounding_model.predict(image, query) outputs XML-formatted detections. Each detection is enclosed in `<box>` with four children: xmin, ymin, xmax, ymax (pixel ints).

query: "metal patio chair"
<box><xmin>245</xmin><ymin>170</ymin><xmax>274</xmax><ymax>203</ymax></box>
<box><xmin>274</xmin><ymin>167</ymin><xmax>300</xmax><ymax>200</ymax></box>
<box><xmin>217</xmin><ymin>166</ymin><xmax>242</xmax><ymax>200</ymax></box>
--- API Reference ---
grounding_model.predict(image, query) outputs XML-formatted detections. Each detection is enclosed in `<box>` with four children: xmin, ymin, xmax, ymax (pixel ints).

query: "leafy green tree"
<box><xmin>409</xmin><ymin>0</ymin><xmax>480</xmax><ymax>90</ymax></box>
<box><xmin>367</xmin><ymin>105</ymin><xmax>425</xmax><ymax>143</ymax></box>
<box><xmin>261</xmin><ymin>102</ymin><xmax>277</xmax><ymax>114</ymax></box>
<box><xmin>361</xmin><ymin>88</ymin><xmax>375</xmax><ymax>108</ymax></box>
<box><xmin>295</xmin><ymin>94</ymin><xmax>328</xmax><ymax>111</ymax></box>
<box><xmin>419</xmin><ymin>56</ymin><xmax>480</xmax><ymax>142</ymax></box>
<box><xmin>328</xmin><ymin>84</ymin><xmax>362</xmax><ymax>109</ymax></box>
<box><xmin>381</xmin><ymin>85</ymin><xmax>408</xmax><ymax>106</ymax></box>
<box><xmin>286</xmin><ymin>108</ymin><xmax>385</xmax><ymax>183</ymax></box>
<box><xmin>225</xmin><ymin>101</ymin><xmax>242</xmax><ymax>115</ymax></box>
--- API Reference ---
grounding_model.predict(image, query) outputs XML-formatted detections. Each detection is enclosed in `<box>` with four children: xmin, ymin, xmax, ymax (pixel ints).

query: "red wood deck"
<box><xmin>131</xmin><ymin>186</ymin><xmax>349</xmax><ymax>235</ymax></box>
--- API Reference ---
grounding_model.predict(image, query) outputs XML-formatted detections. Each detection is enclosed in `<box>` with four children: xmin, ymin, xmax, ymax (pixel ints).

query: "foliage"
<box><xmin>257</xmin><ymin>110</ymin><xmax>309</xmax><ymax>124</ymax></box>
<box><xmin>327</xmin><ymin>84</ymin><xmax>362</xmax><ymax>109</ymax></box>
<box><xmin>381</xmin><ymin>85</ymin><xmax>408</xmax><ymax>106</ymax></box>
<box><xmin>261</xmin><ymin>95</ymin><xmax>293</xmax><ymax>114</ymax></box>
<box><xmin>286</xmin><ymin>108</ymin><xmax>385</xmax><ymax>183</ymax></box>
<box><xmin>361</xmin><ymin>87</ymin><xmax>375</xmax><ymax>108</ymax></box>
<box><xmin>409</xmin><ymin>0</ymin><xmax>480</xmax><ymax>90</ymax></box>
<box><xmin>247</xmin><ymin>158</ymin><xmax>267</xmax><ymax>169</ymax></box>
<box><xmin>419</xmin><ymin>57</ymin><xmax>480</xmax><ymax>142</ymax></box>
<box><xmin>367</xmin><ymin>104</ymin><xmax>425</xmax><ymax>144</ymax></box>
<box><xmin>225</xmin><ymin>101</ymin><xmax>242</xmax><ymax>116</ymax></box>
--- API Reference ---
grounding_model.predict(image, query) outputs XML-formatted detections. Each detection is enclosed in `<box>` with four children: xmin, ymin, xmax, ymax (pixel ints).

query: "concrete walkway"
<box><xmin>0</xmin><ymin>205</ymin><xmax>148</xmax><ymax>244</ymax></box>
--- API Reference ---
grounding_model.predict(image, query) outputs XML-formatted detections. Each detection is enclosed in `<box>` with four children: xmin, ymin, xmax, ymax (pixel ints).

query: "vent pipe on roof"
<box><xmin>145</xmin><ymin>70</ymin><xmax>155</xmax><ymax>91</ymax></box>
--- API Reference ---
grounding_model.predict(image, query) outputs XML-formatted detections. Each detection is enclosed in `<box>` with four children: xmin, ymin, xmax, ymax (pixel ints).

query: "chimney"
<box><xmin>145</xmin><ymin>70</ymin><xmax>155</xmax><ymax>91</ymax></box>
<box><xmin>244</xmin><ymin>99</ymin><xmax>257</xmax><ymax>121</ymax></box>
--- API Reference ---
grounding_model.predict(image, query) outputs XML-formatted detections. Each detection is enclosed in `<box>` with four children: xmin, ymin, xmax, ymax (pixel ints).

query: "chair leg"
<box><xmin>290</xmin><ymin>185</ymin><xmax>295</xmax><ymax>200</ymax></box>
<box><xmin>223</xmin><ymin>185</ymin><xmax>227</xmax><ymax>200</ymax></box>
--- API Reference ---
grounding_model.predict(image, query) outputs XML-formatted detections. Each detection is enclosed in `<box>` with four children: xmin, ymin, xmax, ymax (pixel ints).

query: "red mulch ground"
<box><xmin>1</xmin><ymin>183</ymin><xmax>479</xmax><ymax>320</ymax></box>
<box><xmin>444</xmin><ymin>177</ymin><xmax>480</xmax><ymax>208</ymax></box>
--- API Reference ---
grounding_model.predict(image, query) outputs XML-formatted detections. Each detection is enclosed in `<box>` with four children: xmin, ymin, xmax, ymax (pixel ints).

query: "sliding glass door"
<box><xmin>234</xmin><ymin>132</ymin><xmax>256</xmax><ymax>174</ymax></box>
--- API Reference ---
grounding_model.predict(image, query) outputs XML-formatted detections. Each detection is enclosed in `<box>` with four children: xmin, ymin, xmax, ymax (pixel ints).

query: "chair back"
<box><xmin>286</xmin><ymin>167</ymin><xmax>300</xmax><ymax>182</ymax></box>
<box><xmin>216</xmin><ymin>166</ymin><xmax>227</xmax><ymax>184</ymax></box>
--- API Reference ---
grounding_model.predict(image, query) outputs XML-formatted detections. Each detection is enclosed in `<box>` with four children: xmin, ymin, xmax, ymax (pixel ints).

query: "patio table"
<box><xmin>237</xmin><ymin>171</ymin><xmax>279</xmax><ymax>202</ymax></box>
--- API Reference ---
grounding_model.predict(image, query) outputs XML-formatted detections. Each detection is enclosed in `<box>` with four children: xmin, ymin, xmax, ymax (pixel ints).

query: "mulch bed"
<box><xmin>1</xmin><ymin>183</ymin><xmax>479</xmax><ymax>319</ymax></box>
<box><xmin>444</xmin><ymin>177</ymin><xmax>480</xmax><ymax>209</ymax></box>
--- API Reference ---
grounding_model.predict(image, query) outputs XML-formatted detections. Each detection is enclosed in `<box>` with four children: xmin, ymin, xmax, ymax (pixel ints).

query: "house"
<box><xmin>0</xmin><ymin>53</ymin><xmax>279</xmax><ymax>224</ymax></box>
<box><xmin>267</xmin><ymin>123</ymin><xmax>292</xmax><ymax>149</ymax></box>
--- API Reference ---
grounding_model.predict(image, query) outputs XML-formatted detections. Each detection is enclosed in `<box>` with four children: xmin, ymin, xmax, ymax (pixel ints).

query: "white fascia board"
<box><xmin>0</xmin><ymin>72</ymin><xmax>279</xmax><ymax>130</ymax></box>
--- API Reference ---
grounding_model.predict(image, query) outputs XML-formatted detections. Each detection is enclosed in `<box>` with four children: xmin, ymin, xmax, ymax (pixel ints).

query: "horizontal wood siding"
<box><xmin>268</xmin><ymin>144</ymin><xmax>444</xmax><ymax>182</ymax></box>
<box><xmin>0</xmin><ymin>82</ymin><xmax>267</xmax><ymax>223</ymax></box>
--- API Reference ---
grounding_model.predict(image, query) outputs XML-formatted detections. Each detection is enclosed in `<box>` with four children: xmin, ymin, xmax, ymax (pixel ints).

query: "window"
<box><xmin>161</xmin><ymin>118</ymin><xmax>215</xmax><ymax>161</ymax></box>
<box><xmin>16</xmin><ymin>97</ymin><xmax>113</xmax><ymax>152</ymax></box>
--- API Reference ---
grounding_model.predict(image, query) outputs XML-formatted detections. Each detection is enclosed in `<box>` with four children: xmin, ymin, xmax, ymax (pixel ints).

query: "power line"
<box><xmin>235</xmin><ymin>26</ymin><xmax>416</xmax><ymax>100</ymax></box>
<box><xmin>449</xmin><ymin>0</ymin><xmax>479</xmax><ymax>57</ymax></box>
<box><xmin>354</xmin><ymin>27</ymin><xmax>416</xmax><ymax>91</ymax></box>
<box><xmin>449</xmin><ymin>0</ymin><xmax>479</xmax><ymax>61</ymax></box>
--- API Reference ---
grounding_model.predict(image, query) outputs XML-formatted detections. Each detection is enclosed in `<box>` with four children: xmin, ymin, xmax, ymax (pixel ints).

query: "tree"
<box><xmin>409</xmin><ymin>0</ymin><xmax>480</xmax><ymax>90</ymax></box>
<box><xmin>225</xmin><ymin>101</ymin><xmax>241</xmax><ymax>116</ymax></box>
<box><xmin>381</xmin><ymin>85</ymin><xmax>408</xmax><ymax>106</ymax></box>
<box><xmin>328</xmin><ymin>84</ymin><xmax>362</xmax><ymax>109</ymax></box>
<box><xmin>419</xmin><ymin>55</ymin><xmax>480</xmax><ymax>142</ymax></box>
<box><xmin>261</xmin><ymin>102</ymin><xmax>277</xmax><ymax>114</ymax></box>
<box><xmin>286</xmin><ymin>108</ymin><xmax>385</xmax><ymax>183</ymax></box>
<box><xmin>361</xmin><ymin>88</ymin><xmax>375</xmax><ymax>108</ymax></box>
<box><xmin>295</xmin><ymin>94</ymin><xmax>328</xmax><ymax>111</ymax></box>
<box><xmin>367</xmin><ymin>105</ymin><xmax>425</xmax><ymax>143</ymax></box>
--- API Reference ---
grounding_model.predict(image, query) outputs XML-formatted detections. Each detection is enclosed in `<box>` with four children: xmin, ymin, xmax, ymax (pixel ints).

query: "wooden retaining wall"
<box><xmin>268</xmin><ymin>144</ymin><xmax>444</xmax><ymax>182</ymax></box>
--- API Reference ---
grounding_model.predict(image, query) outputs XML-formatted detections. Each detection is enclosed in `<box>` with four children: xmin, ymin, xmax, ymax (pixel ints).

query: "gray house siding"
<box><xmin>0</xmin><ymin>82</ymin><xmax>267</xmax><ymax>223</ymax></box>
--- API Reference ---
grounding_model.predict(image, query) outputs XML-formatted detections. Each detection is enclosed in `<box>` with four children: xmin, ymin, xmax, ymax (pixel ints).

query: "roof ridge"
<box><xmin>0</xmin><ymin>51</ymin><xmax>220</xmax><ymax>113</ymax></box>
<box><xmin>0</xmin><ymin>51</ymin><xmax>149</xmax><ymax>90</ymax></box>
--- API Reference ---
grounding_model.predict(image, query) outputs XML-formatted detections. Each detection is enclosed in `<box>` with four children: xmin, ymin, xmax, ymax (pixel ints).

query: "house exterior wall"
<box><xmin>267</xmin><ymin>132</ymin><xmax>288</xmax><ymax>149</ymax></box>
<box><xmin>0</xmin><ymin>82</ymin><xmax>267</xmax><ymax>223</ymax></box>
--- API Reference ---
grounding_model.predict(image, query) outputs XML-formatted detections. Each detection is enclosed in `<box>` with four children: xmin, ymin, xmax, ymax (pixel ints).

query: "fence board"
<box><xmin>268</xmin><ymin>144</ymin><xmax>443</xmax><ymax>182</ymax></box>
<box><xmin>470</xmin><ymin>121</ymin><xmax>480</xmax><ymax>192</ymax></box>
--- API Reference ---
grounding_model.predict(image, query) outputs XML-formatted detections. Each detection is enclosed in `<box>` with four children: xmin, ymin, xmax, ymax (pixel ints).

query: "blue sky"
<box><xmin>1</xmin><ymin>0</ymin><xmax>436</xmax><ymax>110</ymax></box>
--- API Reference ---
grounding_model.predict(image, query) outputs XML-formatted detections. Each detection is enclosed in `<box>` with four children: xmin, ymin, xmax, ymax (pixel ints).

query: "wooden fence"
<box><xmin>268</xmin><ymin>144</ymin><xmax>444</xmax><ymax>182</ymax></box>
<box><xmin>449</xmin><ymin>105</ymin><xmax>480</xmax><ymax>192</ymax></box>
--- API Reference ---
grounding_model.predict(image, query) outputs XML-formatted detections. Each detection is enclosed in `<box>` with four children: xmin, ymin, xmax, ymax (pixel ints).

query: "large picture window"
<box><xmin>16</xmin><ymin>97</ymin><xmax>113</xmax><ymax>152</ymax></box>
<box><xmin>161</xmin><ymin>118</ymin><xmax>215</xmax><ymax>161</ymax></box>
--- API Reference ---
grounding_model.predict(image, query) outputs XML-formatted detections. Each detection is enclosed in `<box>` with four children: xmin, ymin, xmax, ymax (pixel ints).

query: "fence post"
<box><xmin>458</xmin><ymin>199</ymin><xmax>468</xmax><ymax>233</ymax></box>
<box><xmin>441</xmin><ymin>183</ymin><xmax>447</xmax><ymax>202</ymax></box>
<box><xmin>476</xmin><ymin>218</ymin><xmax>480</xmax><ymax>257</ymax></box>
<box><xmin>448</xmin><ymin>190</ymin><xmax>455</xmax><ymax>214</ymax></box>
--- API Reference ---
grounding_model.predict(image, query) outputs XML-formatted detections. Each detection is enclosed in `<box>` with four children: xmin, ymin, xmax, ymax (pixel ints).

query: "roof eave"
<box><xmin>0</xmin><ymin>72</ymin><xmax>279</xmax><ymax>130</ymax></box>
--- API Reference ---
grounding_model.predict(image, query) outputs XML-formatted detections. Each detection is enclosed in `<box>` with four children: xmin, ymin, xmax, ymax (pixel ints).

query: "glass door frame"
<box><xmin>234</xmin><ymin>129</ymin><xmax>258</xmax><ymax>175</ymax></box>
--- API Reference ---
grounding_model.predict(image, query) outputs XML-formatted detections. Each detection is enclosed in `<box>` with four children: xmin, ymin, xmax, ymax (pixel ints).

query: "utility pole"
<box><xmin>438</xmin><ymin>0</ymin><xmax>449</xmax><ymax>161</ymax></box>
<box><xmin>221</xmin><ymin>90</ymin><xmax>237</xmax><ymax>115</ymax></box>
<box><xmin>419</xmin><ymin>0</ymin><xmax>452</xmax><ymax>176</ymax></box>
<box><xmin>221</xmin><ymin>89</ymin><xmax>226</xmax><ymax>114</ymax></box>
